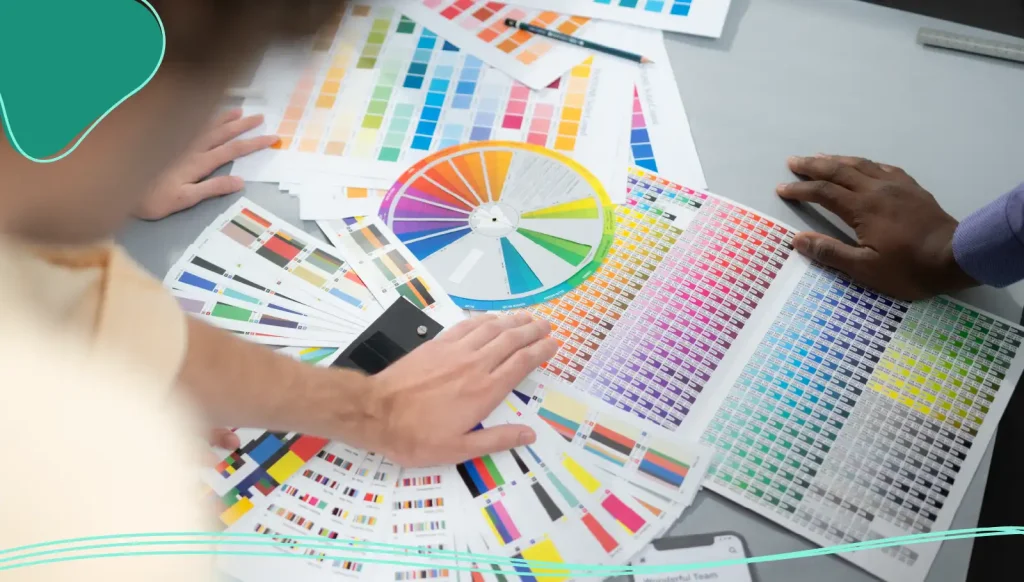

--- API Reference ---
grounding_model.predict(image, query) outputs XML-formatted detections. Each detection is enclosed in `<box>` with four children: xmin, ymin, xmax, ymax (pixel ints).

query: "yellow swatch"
<box><xmin>520</xmin><ymin>539</ymin><xmax>568</xmax><ymax>582</ymax></box>
<box><xmin>562</xmin><ymin>454</ymin><xmax>601</xmax><ymax>493</ymax></box>
<box><xmin>267</xmin><ymin>450</ymin><xmax>305</xmax><ymax>484</ymax></box>
<box><xmin>220</xmin><ymin>497</ymin><xmax>254</xmax><ymax>526</ymax></box>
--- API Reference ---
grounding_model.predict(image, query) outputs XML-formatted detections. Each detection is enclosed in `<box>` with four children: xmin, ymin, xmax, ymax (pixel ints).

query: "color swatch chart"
<box><xmin>509</xmin><ymin>0</ymin><xmax>733</xmax><ymax>37</ymax></box>
<box><xmin>208</xmin><ymin>202</ymin><xmax>380</xmax><ymax>318</ymax></box>
<box><xmin>202</xmin><ymin>429</ymin><xmax>330</xmax><ymax>527</ymax></box>
<box><xmin>218</xmin><ymin>447</ymin><xmax>409</xmax><ymax>582</ymax></box>
<box><xmin>451</xmin><ymin>410</ymin><xmax>660</xmax><ymax>581</ymax></box>
<box><xmin>378</xmin><ymin>141</ymin><xmax>617</xmax><ymax>310</ymax></box>
<box><xmin>294</xmin><ymin>186</ymin><xmax>387</xmax><ymax>221</ymax></box>
<box><xmin>697</xmin><ymin>266</ymin><xmax>1024</xmax><ymax>582</ymax></box>
<box><xmin>232</xmin><ymin>1</ymin><xmax>630</xmax><ymax>193</ymax></box>
<box><xmin>522</xmin><ymin>168</ymin><xmax>793</xmax><ymax>432</ymax></box>
<box><xmin>508</xmin><ymin>373</ymin><xmax>708</xmax><ymax>522</ymax></box>
<box><xmin>319</xmin><ymin>216</ymin><xmax>466</xmax><ymax>326</ymax></box>
<box><xmin>622</xmin><ymin>30</ymin><xmax>706</xmax><ymax>188</ymax></box>
<box><xmin>404</xmin><ymin>0</ymin><xmax>597</xmax><ymax>89</ymax></box>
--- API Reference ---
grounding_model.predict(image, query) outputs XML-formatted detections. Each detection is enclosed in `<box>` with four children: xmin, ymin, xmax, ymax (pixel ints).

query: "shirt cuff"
<box><xmin>952</xmin><ymin>185</ymin><xmax>1024</xmax><ymax>288</ymax></box>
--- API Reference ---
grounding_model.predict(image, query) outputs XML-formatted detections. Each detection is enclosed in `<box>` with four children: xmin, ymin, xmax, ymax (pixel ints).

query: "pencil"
<box><xmin>504</xmin><ymin>18</ymin><xmax>652</xmax><ymax>64</ymax></box>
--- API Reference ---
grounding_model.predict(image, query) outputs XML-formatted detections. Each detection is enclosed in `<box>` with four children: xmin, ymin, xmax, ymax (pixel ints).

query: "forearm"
<box><xmin>175</xmin><ymin>318</ymin><xmax>376</xmax><ymax>442</ymax></box>
<box><xmin>952</xmin><ymin>184</ymin><xmax>1024</xmax><ymax>288</ymax></box>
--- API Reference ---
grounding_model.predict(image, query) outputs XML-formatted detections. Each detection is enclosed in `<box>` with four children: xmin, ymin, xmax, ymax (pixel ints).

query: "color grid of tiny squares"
<box><xmin>269</xmin><ymin>6</ymin><xmax>592</xmax><ymax>162</ymax></box>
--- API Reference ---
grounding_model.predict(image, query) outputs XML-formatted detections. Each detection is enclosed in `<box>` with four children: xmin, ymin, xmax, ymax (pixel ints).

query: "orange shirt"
<box><xmin>0</xmin><ymin>240</ymin><xmax>215</xmax><ymax>581</ymax></box>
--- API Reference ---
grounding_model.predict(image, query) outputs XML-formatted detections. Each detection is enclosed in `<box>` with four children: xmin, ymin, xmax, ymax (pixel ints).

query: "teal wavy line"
<box><xmin>0</xmin><ymin>0</ymin><xmax>166</xmax><ymax>163</ymax></box>
<box><xmin>0</xmin><ymin>527</ymin><xmax>1021</xmax><ymax>575</ymax></box>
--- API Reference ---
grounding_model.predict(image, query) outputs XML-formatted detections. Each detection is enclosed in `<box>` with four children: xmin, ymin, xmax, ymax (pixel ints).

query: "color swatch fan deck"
<box><xmin>379</xmin><ymin>141</ymin><xmax>616</xmax><ymax>310</ymax></box>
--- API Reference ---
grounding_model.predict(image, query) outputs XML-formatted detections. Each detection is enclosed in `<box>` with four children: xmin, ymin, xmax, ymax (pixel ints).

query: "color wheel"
<box><xmin>379</xmin><ymin>141</ymin><xmax>616</xmax><ymax>310</ymax></box>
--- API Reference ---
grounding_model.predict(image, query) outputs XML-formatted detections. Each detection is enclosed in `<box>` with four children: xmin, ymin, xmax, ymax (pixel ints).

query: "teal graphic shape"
<box><xmin>0</xmin><ymin>0</ymin><xmax>165</xmax><ymax>162</ymax></box>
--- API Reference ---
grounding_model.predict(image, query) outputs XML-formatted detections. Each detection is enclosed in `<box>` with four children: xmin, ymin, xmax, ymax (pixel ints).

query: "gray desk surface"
<box><xmin>117</xmin><ymin>1</ymin><xmax>1024</xmax><ymax>581</ymax></box>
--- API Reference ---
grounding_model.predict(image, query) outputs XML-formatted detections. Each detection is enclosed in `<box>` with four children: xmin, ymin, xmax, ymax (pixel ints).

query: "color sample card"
<box><xmin>319</xmin><ymin>216</ymin><xmax>466</xmax><ymax>326</ymax></box>
<box><xmin>404</xmin><ymin>0</ymin><xmax>604</xmax><ymax>90</ymax></box>
<box><xmin>202</xmin><ymin>429</ymin><xmax>332</xmax><ymax>527</ymax></box>
<box><xmin>231</xmin><ymin>1</ymin><xmax>631</xmax><ymax>196</ymax></box>
<box><xmin>173</xmin><ymin>288</ymin><xmax>357</xmax><ymax>346</ymax></box>
<box><xmin>184</xmin><ymin>200</ymin><xmax>382</xmax><ymax>327</ymax></box>
<box><xmin>509</xmin><ymin>0</ymin><xmax>733</xmax><ymax>38</ymax></box>
<box><xmin>274</xmin><ymin>346</ymin><xmax>344</xmax><ymax>367</ymax></box>
<box><xmin>698</xmin><ymin>268</ymin><xmax>1024</xmax><ymax>582</ymax></box>
<box><xmin>507</xmin><ymin>167</ymin><xmax>1024</xmax><ymax>581</ymax></box>
<box><xmin>621</xmin><ymin>29</ymin><xmax>706</xmax><ymax>188</ymax></box>
<box><xmin>508</xmin><ymin>373</ymin><xmax>709</xmax><ymax>525</ymax></box>
<box><xmin>448</xmin><ymin>409</ymin><xmax>660</xmax><ymax>581</ymax></box>
<box><xmin>218</xmin><ymin>450</ymin><xmax>400</xmax><ymax>582</ymax></box>
<box><xmin>521</xmin><ymin>168</ymin><xmax>794</xmax><ymax>432</ymax></box>
<box><xmin>297</xmin><ymin>186</ymin><xmax>386</xmax><ymax>220</ymax></box>
<box><xmin>386</xmin><ymin>466</ymin><xmax>459</xmax><ymax>582</ymax></box>
<box><xmin>378</xmin><ymin>141</ymin><xmax>617</xmax><ymax>310</ymax></box>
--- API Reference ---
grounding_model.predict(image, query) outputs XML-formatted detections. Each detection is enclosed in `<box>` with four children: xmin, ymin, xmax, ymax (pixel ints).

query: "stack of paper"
<box><xmin>230</xmin><ymin>0</ymin><xmax>709</xmax><ymax>220</ymax></box>
<box><xmin>175</xmin><ymin>199</ymin><xmax>712</xmax><ymax>582</ymax></box>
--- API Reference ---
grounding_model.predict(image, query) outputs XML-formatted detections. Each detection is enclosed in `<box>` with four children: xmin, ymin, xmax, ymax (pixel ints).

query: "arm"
<box><xmin>952</xmin><ymin>184</ymin><xmax>1024</xmax><ymax>288</ymax></box>
<box><xmin>175</xmin><ymin>313</ymin><xmax>557</xmax><ymax>467</ymax></box>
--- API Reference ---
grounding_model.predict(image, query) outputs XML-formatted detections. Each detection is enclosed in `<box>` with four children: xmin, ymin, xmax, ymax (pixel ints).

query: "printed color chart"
<box><xmin>232</xmin><ymin>1</ymin><xmax>630</xmax><ymax>196</ymax></box>
<box><xmin>404</xmin><ymin>0</ymin><xmax>597</xmax><ymax>89</ymax></box>
<box><xmin>699</xmin><ymin>268</ymin><xmax>1024</xmax><ymax>582</ymax></box>
<box><xmin>203</xmin><ymin>429</ymin><xmax>329</xmax><ymax>527</ymax></box>
<box><xmin>319</xmin><ymin>216</ymin><xmax>466</xmax><ymax>326</ymax></box>
<box><xmin>509</xmin><ymin>374</ymin><xmax>708</xmax><ymax>521</ymax></box>
<box><xmin>379</xmin><ymin>142</ymin><xmax>616</xmax><ymax>310</ymax></box>
<box><xmin>508</xmin><ymin>168</ymin><xmax>1024</xmax><ymax>581</ymax></box>
<box><xmin>510</xmin><ymin>0</ymin><xmax>734</xmax><ymax>37</ymax></box>
<box><xmin>623</xmin><ymin>30</ymin><xmax>706</xmax><ymax>188</ymax></box>
<box><xmin>523</xmin><ymin>168</ymin><xmax>793</xmax><ymax>431</ymax></box>
<box><xmin>452</xmin><ymin>412</ymin><xmax>658</xmax><ymax>580</ymax></box>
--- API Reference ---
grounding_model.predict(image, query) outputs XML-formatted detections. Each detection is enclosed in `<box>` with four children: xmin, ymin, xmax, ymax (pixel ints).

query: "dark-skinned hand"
<box><xmin>777</xmin><ymin>155</ymin><xmax>977</xmax><ymax>300</ymax></box>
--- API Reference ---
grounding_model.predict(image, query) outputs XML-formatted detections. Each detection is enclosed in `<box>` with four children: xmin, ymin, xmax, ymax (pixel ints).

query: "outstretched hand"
<box><xmin>135</xmin><ymin>108</ymin><xmax>277</xmax><ymax>220</ymax></box>
<box><xmin>777</xmin><ymin>155</ymin><xmax>977</xmax><ymax>300</ymax></box>
<box><xmin>358</xmin><ymin>313</ymin><xmax>558</xmax><ymax>467</ymax></box>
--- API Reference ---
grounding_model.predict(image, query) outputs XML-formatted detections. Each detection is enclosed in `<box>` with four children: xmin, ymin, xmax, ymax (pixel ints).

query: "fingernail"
<box><xmin>776</xmin><ymin>183</ymin><xmax>788</xmax><ymax>194</ymax></box>
<box><xmin>814</xmin><ymin>153</ymin><xmax>830</xmax><ymax>158</ymax></box>
<box><xmin>231</xmin><ymin>176</ymin><xmax>245</xmax><ymax>189</ymax></box>
<box><xmin>518</xmin><ymin>429</ymin><xmax>536</xmax><ymax>446</ymax></box>
<box><xmin>787</xmin><ymin>156</ymin><xmax>801</xmax><ymax>167</ymax></box>
<box><xmin>794</xmin><ymin>237</ymin><xmax>809</xmax><ymax>253</ymax></box>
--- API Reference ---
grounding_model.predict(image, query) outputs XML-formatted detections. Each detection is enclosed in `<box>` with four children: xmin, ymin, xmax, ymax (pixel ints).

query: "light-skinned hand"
<box><xmin>356</xmin><ymin>313</ymin><xmax>558</xmax><ymax>467</ymax></box>
<box><xmin>777</xmin><ymin>154</ymin><xmax>977</xmax><ymax>300</ymax></box>
<box><xmin>134</xmin><ymin>108</ymin><xmax>277</xmax><ymax>220</ymax></box>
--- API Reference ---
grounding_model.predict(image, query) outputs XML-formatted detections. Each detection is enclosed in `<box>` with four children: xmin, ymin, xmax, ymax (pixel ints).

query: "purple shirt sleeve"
<box><xmin>952</xmin><ymin>183</ymin><xmax>1024</xmax><ymax>287</ymax></box>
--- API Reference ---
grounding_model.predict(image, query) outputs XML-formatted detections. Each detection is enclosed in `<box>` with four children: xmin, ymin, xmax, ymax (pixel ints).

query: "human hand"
<box><xmin>777</xmin><ymin>155</ymin><xmax>977</xmax><ymax>300</ymax></box>
<box><xmin>134</xmin><ymin>108</ymin><xmax>278</xmax><ymax>220</ymax></box>
<box><xmin>209</xmin><ymin>427</ymin><xmax>241</xmax><ymax>451</ymax></box>
<box><xmin>357</xmin><ymin>313</ymin><xmax>558</xmax><ymax>467</ymax></box>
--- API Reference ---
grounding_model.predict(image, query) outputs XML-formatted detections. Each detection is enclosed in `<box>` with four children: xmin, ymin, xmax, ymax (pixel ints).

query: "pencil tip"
<box><xmin>641</xmin><ymin>56</ymin><xmax>654</xmax><ymax>64</ymax></box>
<box><xmin>504</xmin><ymin>18</ymin><xmax>517</xmax><ymax>27</ymax></box>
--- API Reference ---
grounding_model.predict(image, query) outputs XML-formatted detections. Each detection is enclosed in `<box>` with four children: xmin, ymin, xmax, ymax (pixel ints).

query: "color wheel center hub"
<box><xmin>469</xmin><ymin>202</ymin><xmax>520</xmax><ymax>238</ymax></box>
